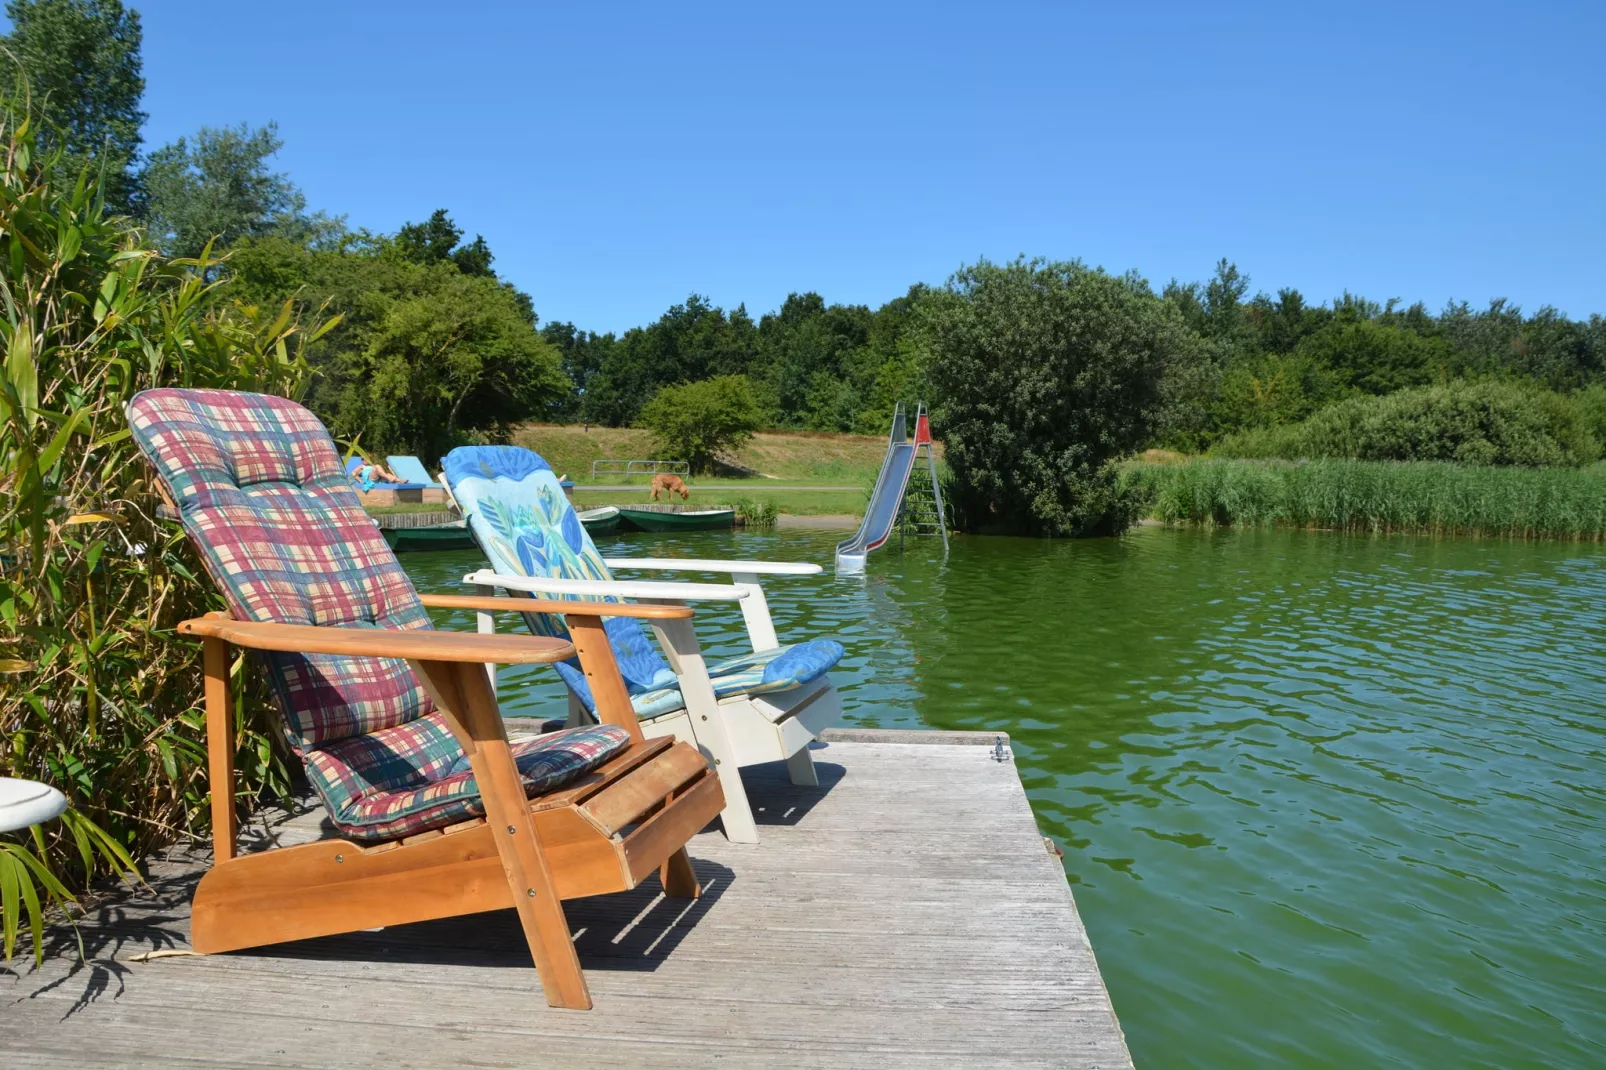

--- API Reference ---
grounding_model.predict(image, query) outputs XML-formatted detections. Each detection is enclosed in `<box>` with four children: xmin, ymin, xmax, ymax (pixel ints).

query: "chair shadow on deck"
<box><xmin>9</xmin><ymin>752</ymin><xmax>844</xmax><ymax>1016</ymax></box>
<box><xmin>264</xmin><ymin>857</ymin><xmax>737</xmax><ymax>973</ymax></box>
<box><xmin>739</xmin><ymin>749</ymin><xmax>844</xmax><ymax>827</ymax></box>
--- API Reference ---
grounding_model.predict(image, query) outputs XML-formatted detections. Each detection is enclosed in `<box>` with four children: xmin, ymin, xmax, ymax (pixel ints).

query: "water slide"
<box><xmin>834</xmin><ymin>404</ymin><xmax>922</xmax><ymax>573</ymax></box>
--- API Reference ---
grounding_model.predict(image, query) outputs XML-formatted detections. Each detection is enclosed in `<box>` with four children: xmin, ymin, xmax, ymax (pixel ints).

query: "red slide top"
<box><xmin>913</xmin><ymin>412</ymin><xmax>932</xmax><ymax>446</ymax></box>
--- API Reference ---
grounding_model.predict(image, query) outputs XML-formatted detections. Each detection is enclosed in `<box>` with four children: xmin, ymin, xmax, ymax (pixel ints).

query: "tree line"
<box><xmin>6</xmin><ymin>0</ymin><xmax>1604</xmax><ymax>537</ymax></box>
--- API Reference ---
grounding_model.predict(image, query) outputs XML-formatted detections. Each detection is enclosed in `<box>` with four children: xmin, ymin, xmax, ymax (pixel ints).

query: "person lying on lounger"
<box><xmin>351</xmin><ymin>456</ymin><xmax>406</xmax><ymax>490</ymax></box>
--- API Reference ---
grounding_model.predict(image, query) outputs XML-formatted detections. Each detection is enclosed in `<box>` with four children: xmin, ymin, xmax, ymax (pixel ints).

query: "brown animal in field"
<box><xmin>650</xmin><ymin>473</ymin><xmax>690</xmax><ymax>501</ymax></box>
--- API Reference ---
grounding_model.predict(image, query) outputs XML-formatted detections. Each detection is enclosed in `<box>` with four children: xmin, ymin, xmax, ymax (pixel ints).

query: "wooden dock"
<box><xmin>1</xmin><ymin>730</ymin><xmax>1131</xmax><ymax>1069</ymax></box>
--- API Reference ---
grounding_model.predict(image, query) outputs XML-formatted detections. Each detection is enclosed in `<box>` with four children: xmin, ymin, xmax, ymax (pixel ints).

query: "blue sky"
<box><xmin>102</xmin><ymin>2</ymin><xmax>1606</xmax><ymax>330</ymax></box>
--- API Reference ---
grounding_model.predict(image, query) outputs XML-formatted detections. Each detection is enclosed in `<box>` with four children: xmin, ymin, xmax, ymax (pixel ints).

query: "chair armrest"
<box><xmin>464</xmin><ymin>568</ymin><xmax>749</xmax><ymax>602</ymax></box>
<box><xmin>603</xmin><ymin>557</ymin><xmax>821</xmax><ymax>577</ymax></box>
<box><xmin>176</xmin><ymin>616</ymin><xmax>575</xmax><ymax>665</ymax></box>
<box><xmin>419</xmin><ymin>592</ymin><xmax>694</xmax><ymax>620</ymax></box>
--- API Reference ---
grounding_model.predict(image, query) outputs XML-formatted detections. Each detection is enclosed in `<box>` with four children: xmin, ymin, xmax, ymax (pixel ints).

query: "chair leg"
<box><xmin>413</xmin><ymin>658</ymin><xmax>592</xmax><ymax>1010</ymax></box>
<box><xmin>646</xmin><ymin>615</ymin><xmax>762</xmax><ymax>844</ymax></box>
<box><xmin>660</xmin><ymin>848</ymin><xmax>701</xmax><ymax>898</ymax></box>
<box><xmin>785</xmin><ymin>745</ymin><xmax>819</xmax><ymax>788</ymax></box>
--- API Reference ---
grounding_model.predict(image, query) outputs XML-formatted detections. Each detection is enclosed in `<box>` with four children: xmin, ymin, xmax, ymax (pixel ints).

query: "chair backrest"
<box><xmin>128</xmin><ymin>389</ymin><xmax>436</xmax><ymax>751</ymax></box>
<box><xmin>443</xmin><ymin>446</ymin><xmax>670</xmax><ymax>695</ymax></box>
<box><xmin>385</xmin><ymin>455</ymin><xmax>437</xmax><ymax>485</ymax></box>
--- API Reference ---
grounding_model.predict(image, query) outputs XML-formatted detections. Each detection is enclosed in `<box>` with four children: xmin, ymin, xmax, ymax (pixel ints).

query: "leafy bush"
<box><xmin>638</xmin><ymin>375</ymin><xmax>764</xmax><ymax>473</ymax></box>
<box><xmin>1124</xmin><ymin>458</ymin><xmax>1606</xmax><ymax>539</ymax></box>
<box><xmin>0</xmin><ymin>83</ymin><xmax>322</xmax><ymax>960</ymax></box>
<box><xmin>731</xmin><ymin>497</ymin><xmax>778</xmax><ymax>528</ymax></box>
<box><xmin>1213</xmin><ymin>380</ymin><xmax>1601</xmax><ymax>467</ymax></box>
<box><xmin>922</xmin><ymin>258</ymin><xmax>1208</xmax><ymax>536</ymax></box>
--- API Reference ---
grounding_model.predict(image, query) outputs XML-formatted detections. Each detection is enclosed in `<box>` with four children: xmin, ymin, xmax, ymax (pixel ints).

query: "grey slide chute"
<box><xmin>835</xmin><ymin>403</ymin><xmax>943</xmax><ymax>573</ymax></box>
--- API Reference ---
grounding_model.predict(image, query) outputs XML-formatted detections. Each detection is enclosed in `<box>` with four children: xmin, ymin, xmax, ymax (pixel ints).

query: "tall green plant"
<box><xmin>0</xmin><ymin>79</ymin><xmax>329</xmax><ymax>963</ymax></box>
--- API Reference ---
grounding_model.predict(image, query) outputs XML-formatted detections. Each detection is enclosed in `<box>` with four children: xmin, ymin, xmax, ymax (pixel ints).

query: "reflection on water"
<box><xmin>403</xmin><ymin>526</ymin><xmax>1606</xmax><ymax>1068</ymax></box>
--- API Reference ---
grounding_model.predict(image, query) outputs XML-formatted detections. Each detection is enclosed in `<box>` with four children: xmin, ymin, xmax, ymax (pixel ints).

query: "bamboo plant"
<box><xmin>0</xmin><ymin>75</ymin><xmax>334</xmax><ymax>964</ymax></box>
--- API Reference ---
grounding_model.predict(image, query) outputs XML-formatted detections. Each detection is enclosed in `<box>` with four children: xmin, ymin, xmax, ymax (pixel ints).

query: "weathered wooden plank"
<box><xmin>0</xmin><ymin>739</ymin><xmax>1131</xmax><ymax>1069</ymax></box>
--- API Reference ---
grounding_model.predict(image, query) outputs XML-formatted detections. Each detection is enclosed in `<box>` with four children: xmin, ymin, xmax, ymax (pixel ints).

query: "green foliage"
<box><xmin>540</xmin><ymin>320</ymin><xmax>615</xmax><ymax>421</ymax></box>
<box><xmin>1124</xmin><ymin>458</ymin><xmax>1606</xmax><ymax>539</ymax></box>
<box><xmin>227</xmin><ymin>230</ymin><xmax>566</xmax><ymax>464</ymax></box>
<box><xmin>0</xmin><ymin>83</ymin><xmax>321</xmax><ymax>956</ymax></box>
<box><xmin>1211</xmin><ymin>351</ymin><xmax>1336</xmax><ymax>432</ymax></box>
<box><xmin>731</xmin><ymin>497</ymin><xmax>778</xmax><ymax>528</ymax></box>
<box><xmin>1292</xmin><ymin>313</ymin><xmax>1449</xmax><ymax>395</ymax></box>
<box><xmin>638</xmin><ymin>375</ymin><xmax>764</xmax><ymax>473</ymax></box>
<box><xmin>922</xmin><ymin>258</ymin><xmax>1208</xmax><ymax>536</ymax></box>
<box><xmin>1213</xmin><ymin>380</ymin><xmax>1601</xmax><ymax>467</ymax></box>
<box><xmin>585</xmin><ymin>296</ymin><xmax>758</xmax><ymax>427</ymax></box>
<box><xmin>0</xmin><ymin>0</ymin><xmax>144</xmax><ymax>210</ymax></box>
<box><xmin>136</xmin><ymin>121</ymin><xmax>333</xmax><ymax>259</ymax></box>
<box><xmin>395</xmin><ymin>208</ymin><xmax>495</xmax><ymax>279</ymax></box>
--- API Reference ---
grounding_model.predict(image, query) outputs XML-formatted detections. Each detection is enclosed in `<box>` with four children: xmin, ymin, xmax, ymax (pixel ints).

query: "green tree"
<box><xmin>1294</xmin><ymin>312</ymin><xmax>1448</xmax><ymax>395</ymax></box>
<box><xmin>226</xmin><ymin>232</ymin><xmax>566</xmax><ymax>462</ymax></box>
<box><xmin>586</xmin><ymin>295</ymin><xmax>758</xmax><ymax>426</ymax></box>
<box><xmin>335</xmin><ymin>268</ymin><xmax>567</xmax><ymax>462</ymax></box>
<box><xmin>136</xmin><ymin>121</ymin><xmax>332</xmax><ymax>258</ymax></box>
<box><xmin>923</xmin><ymin>258</ymin><xmax>1206</xmax><ymax>536</ymax></box>
<box><xmin>751</xmin><ymin>292</ymin><xmax>872</xmax><ymax>428</ymax></box>
<box><xmin>638</xmin><ymin>375</ymin><xmax>764</xmax><ymax>473</ymax></box>
<box><xmin>395</xmin><ymin>208</ymin><xmax>495</xmax><ymax>278</ymax></box>
<box><xmin>0</xmin><ymin>0</ymin><xmax>143</xmax><ymax>209</ymax></box>
<box><xmin>540</xmin><ymin>320</ymin><xmax>615</xmax><ymax>421</ymax></box>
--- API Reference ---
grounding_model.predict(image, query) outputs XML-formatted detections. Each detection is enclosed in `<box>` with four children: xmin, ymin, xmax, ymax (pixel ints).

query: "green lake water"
<box><xmin>402</xmin><ymin>526</ymin><xmax>1606</xmax><ymax>1068</ymax></box>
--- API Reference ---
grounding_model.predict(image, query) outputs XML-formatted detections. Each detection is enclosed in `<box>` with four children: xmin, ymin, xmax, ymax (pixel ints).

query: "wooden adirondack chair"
<box><xmin>441</xmin><ymin>445</ymin><xmax>845</xmax><ymax>844</ymax></box>
<box><xmin>128</xmin><ymin>389</ymin><xmax>725</xmax><ymax>1010</ymax></box>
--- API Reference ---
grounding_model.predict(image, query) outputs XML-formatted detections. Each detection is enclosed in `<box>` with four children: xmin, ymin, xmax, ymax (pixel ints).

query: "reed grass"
<box><xmin>1123</xmin><ymin>458</ymin><xmax>1606</xmax><ymax>539</ymax></box>
<box><xmin>0</xmin><ymin>78</ymin><xmax>331</xmax><ymax>962</ymax></box>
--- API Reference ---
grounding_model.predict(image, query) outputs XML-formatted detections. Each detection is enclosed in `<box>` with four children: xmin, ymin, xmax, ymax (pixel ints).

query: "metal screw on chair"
<box><xmin>507</xmin><ymin>825</ymin><xmax>517</xmax><ymax>834</ymax></box>
<box><xmin>335</xmin><ymin>854</ymin><xmax>344</xmax><ymax>863</ymax></box>
<box><xmin>527</xmin><ymin>888</ymin><xmax>537</xmax><ymax>898</ymax></box>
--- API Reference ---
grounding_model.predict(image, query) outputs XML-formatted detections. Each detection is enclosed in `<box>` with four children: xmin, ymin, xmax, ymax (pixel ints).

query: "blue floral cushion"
<box><xmin>443</xmin><ymin>444</ymin><xmax>844</xmax><ymax>720</ymax></box>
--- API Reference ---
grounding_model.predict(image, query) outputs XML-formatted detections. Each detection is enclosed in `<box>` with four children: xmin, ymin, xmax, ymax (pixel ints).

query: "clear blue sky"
<box><xmin>125</xmin><ymin>2</ymin><xmax>1606</xmax><ymax>331</ymax></box>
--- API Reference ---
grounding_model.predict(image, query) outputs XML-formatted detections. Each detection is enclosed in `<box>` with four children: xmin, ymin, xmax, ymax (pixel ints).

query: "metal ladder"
<box><xmin>897</xmin><ymin>404</ymin><xmax>948</xmax><ymax>550</ymax></box>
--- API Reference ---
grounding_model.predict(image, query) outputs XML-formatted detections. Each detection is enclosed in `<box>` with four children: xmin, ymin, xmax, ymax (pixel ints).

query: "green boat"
<box><xmin>578</xmin><ymin>506</ymin><xmax>623</xmax><ymax>536</ymax></box>
<box><xmin>381</xmin><ymin>521</ymin><xmax>478</xmax><ymax>553</ymax></box>
<box><xmin>616</xmin><ymin>506</ymin><xmax>735</xmax><ymax>533</ymax></box>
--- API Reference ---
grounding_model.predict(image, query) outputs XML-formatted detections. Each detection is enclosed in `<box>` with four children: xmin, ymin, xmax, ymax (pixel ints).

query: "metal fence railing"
<box><xmin>590</xmin><ymin>459</ymin><xmax>691</xmax><ymax>480</ymax></box>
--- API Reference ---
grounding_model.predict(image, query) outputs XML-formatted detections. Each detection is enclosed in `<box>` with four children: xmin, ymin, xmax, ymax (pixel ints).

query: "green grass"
<box><xmin>512</xmin><ymin>423</ymin><xmax>906</xmax><ymax>486</ymax></box>
<box><xmin>1123</xmin><ymin>458</ymin><xmax>1606</xmax><ymax>539</ymax></box>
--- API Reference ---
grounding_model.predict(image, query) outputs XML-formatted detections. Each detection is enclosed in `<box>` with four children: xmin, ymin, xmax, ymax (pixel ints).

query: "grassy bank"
<box><xmin>1123</xmin><ymin>458</ymin><xmax>1606</xmax><ymax>539</ymax></box>
<box><xmin>512</xmin><ymin>423</ymin><xmax>902</xmax><ymax>485</ymax></box>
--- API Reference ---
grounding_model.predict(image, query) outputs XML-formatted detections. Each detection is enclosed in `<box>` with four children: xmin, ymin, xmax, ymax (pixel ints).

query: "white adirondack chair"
<box><xmin>443</xmin><ymin>446</ymin><xmax>845</xmax><ymax>844</ymax></box>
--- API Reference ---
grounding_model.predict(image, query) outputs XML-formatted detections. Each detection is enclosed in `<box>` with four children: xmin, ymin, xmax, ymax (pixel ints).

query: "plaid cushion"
<box><xmin>127</xmin><ymin>389</ymin><xmax>631</xmax><ymax>843</ymax></box>
<box><xmin>128</xmin><ymin>389</ymin><xmax>431</xmax><ymax>749</ymax></box>
<box><xmin>305</xmin><ymin>720</ymin><xmax>631</xmax><ymax>842</ymax></box>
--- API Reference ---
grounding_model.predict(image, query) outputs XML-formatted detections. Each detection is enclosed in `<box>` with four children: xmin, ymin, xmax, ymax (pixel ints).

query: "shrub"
<box><xmin>1212</xmin><ymin>380</ymin><xmax>1601</xmax><ymax>467</ymax></box>
<box><xmin>922</xmin><ymin>258</ymin><xmax>1207</xmax><ymax>536</ymax></box>
<box><xmin>0</xmin><ymin>82</ymin><xmax>324</xmax><ymax>961</ymax></box>
<box><xmin>638</xmin><ymin>375</ymin><xmax>763</xmax><ymax>473</ymax></box>
<box><xmin>731</xmin><ymin>497</ymin><xmax>778</xmax><ymax>528</ymax></box>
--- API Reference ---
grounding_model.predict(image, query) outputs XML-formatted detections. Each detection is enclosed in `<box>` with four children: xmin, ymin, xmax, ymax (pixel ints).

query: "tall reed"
<box><xmin>0</xmin><ymin>79</ymin><xmax>332</xmax><ymax>962</ymax></box>
<box><xmin>1124</xmin><ymin>458</ymin><xmax>1606</xmax><ymax>540</ymax></box>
